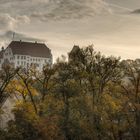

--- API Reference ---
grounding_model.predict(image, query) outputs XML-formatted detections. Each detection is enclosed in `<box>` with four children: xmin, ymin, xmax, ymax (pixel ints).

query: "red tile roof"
<box><xmin>8</xmin><ymin>41</ymin><xmax>52</xmax><ymax>58</ymax></box>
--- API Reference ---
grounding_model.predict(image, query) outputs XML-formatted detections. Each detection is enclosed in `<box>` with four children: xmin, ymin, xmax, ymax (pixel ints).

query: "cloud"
<box><xmin>0</xmin><ymin>13</ymin><xmax>30</xmax><ymax>32</ymax></box>
<box><xmin>1</xmin><ymin>0</ymin><xmax>140</xmax><ymax>60</ymax></box>
<box><xmin>16</xmin><ymin>15</ymin><xmax>30</xmax><ymax>25</ymax></box>
<box><xmin>0</xmin><ymin>14</ymin><xmax>16</xmax><ymax>31</ymax></box>
<box><xmin>0</xmin><ymin>30</ymin><xmax>44</xmax><ymax>47</ymax></box>
<box><xmin>107</xmin><ymin>3</ymin><xmax>132</xmax><ymax>14</ymax></box>
<box><xmin>30</xmin><ymin>0</ymin><xmax>111</xmax><ymax>20</ymax></box>
<box><xmin>131</xmin><ymin>9</ymin><xmax>140</xmax><ymax>14</ymax></box>
<box><xmin>0</xmin><ymin>0</ymin><xmax>111</xmax><ymax>22</ymax></box>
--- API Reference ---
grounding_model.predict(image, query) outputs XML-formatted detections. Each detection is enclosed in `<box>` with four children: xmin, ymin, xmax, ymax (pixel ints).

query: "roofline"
<box><xmin>7</xmin><ymin>41</ymin><xmax>52</xmax><ymax>58</ymax></box>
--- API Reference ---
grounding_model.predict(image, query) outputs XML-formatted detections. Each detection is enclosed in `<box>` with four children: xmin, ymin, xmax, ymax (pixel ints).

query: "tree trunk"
<box><xmin>63</xmin><ymin>95</ymin><xmax>71</xmax><ymax>140</ymax></box>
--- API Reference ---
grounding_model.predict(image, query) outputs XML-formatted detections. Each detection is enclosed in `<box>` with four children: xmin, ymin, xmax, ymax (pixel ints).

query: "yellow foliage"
<box><xmin>102</xmin><ymin>93</ymin><xmax>122</xmax><ymax>113</ymax></box>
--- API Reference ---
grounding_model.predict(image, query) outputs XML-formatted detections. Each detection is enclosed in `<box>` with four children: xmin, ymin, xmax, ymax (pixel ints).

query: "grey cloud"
<box><xmin>106</xmin><ymin>0</ymin><xmax>140</xmax><ymax>9</ymax></box>
<box><xmin>30</xmin><ymin>0</ymin><xmax>111</xmax><ymax>20</ymax></box>
<box><xmin>0</xmin><ymin>13</ymin><xmax>30</xmax><ymax>32</ymax></box>
<box><xmin>1</xmin><ymin>0</ymin><xmax>140</xmax><ymax>60</ymax></box>
<box><xmin>0</xmin><ymin>0</ymin><xmax>111</xmax><ymax>21</ymax></box>
<box><xmin>5</xmin><ymin>31</ymin><xmax>44</xmax><ymax>41</ymax></box>
<box><xmin>131</xmin><ymin>9</ymin><xmax>140</xmax><ymax>14</ymax></box>
<box><xmin>0</xmin><ymin>14</ymin><xmax>16</xmax><ymax>31</ymax></box>
<box><xmin>0</xmin><ymin>30</ymin><xmax>45</xmax><ymax>47</ymax></box>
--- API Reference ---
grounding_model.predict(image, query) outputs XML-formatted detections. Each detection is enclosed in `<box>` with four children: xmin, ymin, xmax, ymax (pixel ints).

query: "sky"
<box><xmin>0</xmin><ymin>0</ymin><xmax>140</xmax><ymax>61</ymax></box>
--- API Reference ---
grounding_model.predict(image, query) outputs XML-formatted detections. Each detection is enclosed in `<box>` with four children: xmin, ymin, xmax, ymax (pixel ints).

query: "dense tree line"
<box><xmin>0</xmin><ymin>45</ymin><xmax>140</xmax><ymax>140</ymax></box>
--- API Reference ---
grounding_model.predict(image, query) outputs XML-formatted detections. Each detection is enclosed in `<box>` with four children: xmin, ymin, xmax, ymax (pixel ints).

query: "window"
<box><xmin>21</xmin><ymin>61</ymin><xmax>23</xmax><ymax>66</ymax></box>
<box><xmin>49</xmin><ymin>59</ymin><xmax>52</xmax><ymax>63</ymax></box>
<box><xmin>45</xmin><ymin>59</ymin><xmax>48</xmax><ymax>63</ymax></box>
<box><xmin>17</xmin><ymin>61</ymin><xmax>19</xmax><ymax>65</ymax></box>
<box><xmin>21</xmin><ymin>56</ymin><xmax>24</xmax><ymax>59</ymax></box>
<box><xmin>24</xmin><ymin>56</ymin><xmax>26</xmax><ymax>59</ymax></box>
<box><xmin>17</xmin><ymin>56</ymin><xmax>20</xmax><ymax>59</ymax></box>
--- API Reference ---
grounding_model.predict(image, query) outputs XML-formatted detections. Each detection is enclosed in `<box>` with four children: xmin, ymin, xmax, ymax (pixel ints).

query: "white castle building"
<box><xmin>0</xmin><ymin>41</ymin><xmax>52</xmax><ymax>71</ymax></box>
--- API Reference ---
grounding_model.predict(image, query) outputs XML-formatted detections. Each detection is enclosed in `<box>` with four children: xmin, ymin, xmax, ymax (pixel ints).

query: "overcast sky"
<box><xmin>0</xmin><ymin>0</ymin><xmax>140</xmax><ymax>60</ymax></box>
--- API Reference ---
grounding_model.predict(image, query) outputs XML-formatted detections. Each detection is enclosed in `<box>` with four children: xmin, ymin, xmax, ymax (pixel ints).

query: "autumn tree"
<box><xmin>0</xmin><ymin>45</ymin><xmax>139</xmax><ymax>140</ymax></box>
<box><xmin>16</xmin><ymin>69</ymin><xmax>39</xmax><ymax>114</ymax></box>
<box><xmin>30</xmin><ymin>65</ymin><xmax>56</xmax><ymax>102</ymax></box>
<box><xmin>0</xmin><ymin>65</ymin><xmax>19</xmax><ymax>107</ymax></box>
<box><xmin>69</xmin><ymin>45</ymin><xmax>124</xmax><ymax>140</ymax></box>
<box><xmin>120</xmin><ymin>59</ymin><xmax>140</xmax><ymax>140</ymax></box>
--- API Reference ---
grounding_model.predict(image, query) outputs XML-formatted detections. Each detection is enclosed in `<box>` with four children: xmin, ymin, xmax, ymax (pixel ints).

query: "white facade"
<box><xmin>0</xmin><ymin>44</ymin><xmax>52</xmax><ymax>71</ymax></box>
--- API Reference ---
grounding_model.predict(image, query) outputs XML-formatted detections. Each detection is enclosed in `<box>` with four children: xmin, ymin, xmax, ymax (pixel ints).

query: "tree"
<box><xmin>69</xmin><ymin>45</ymin><xmax>122</xmax><ymax>140</ymax></box>
<box><xmin>121</xmin><ymin>60</ymin><xmax>140</xmax><ymax>140</ymax></box>
<box><xmin>30</xmin><ymin>65</ymin><xmax>56</xmax><ymax>102</ymax></box>
<box><xmin>0</xmin><ymin>65</ymin><xmax>19</xmax><ymax>107</ymax></box>
<box><xmin>0</xmin><ymin>45</ymin><xmax>139</xmax><ymax>140</ymax></box>
<box><xmin>16</xmin><ymin>69</ymin><xmax>38</xmax><ymax>114</ymax></box>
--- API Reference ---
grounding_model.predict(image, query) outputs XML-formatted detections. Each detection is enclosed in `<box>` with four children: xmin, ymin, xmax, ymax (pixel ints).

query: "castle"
<box><xmin>0</xmin><ymin>41</ymin><xmax>52</xmax><ymax>71</ymax></box>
